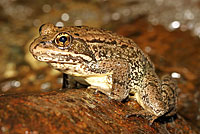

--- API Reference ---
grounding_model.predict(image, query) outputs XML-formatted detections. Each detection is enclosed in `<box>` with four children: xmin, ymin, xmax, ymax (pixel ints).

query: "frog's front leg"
<box><xmin>89</xmin><ymin>59</ymin><xmax>130</xmax><ymax>101</ymax></box>
<box><xmin>128</xmin><ymin>71</ymin><xmax>177</xmax><ymax>124</ymax></box>
<box><xmin>62</xmin><ymin>73</ymin><xmax>68</xmax><ymax>89</ymax></box>
<box><xmin>62</xmin><ymin>74</ymin><xmax>79</xmax><ymax>90</ymax></box>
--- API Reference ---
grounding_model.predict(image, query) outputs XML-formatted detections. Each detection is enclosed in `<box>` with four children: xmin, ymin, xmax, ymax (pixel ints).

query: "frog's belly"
<box><xmin>73</xmin><ymin>74</ymin><xmax>113</xmax><ymax>92</ymax></box>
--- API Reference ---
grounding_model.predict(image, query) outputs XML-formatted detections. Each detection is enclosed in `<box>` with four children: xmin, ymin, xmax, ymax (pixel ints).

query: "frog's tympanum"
<box><xmin>30</xmin><ymin>23</ymin><xmax>177</xmax><ymax>124</ymax></box>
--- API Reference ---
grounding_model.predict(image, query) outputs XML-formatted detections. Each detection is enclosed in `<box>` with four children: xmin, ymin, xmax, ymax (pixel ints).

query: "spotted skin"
<box><xmin>30</xmin><ymin>23</ymin><xmax>178</xmax><ymax>124</ymax></box>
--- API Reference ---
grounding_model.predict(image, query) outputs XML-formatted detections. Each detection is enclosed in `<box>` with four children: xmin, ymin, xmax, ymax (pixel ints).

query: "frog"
<box><xmin>29</xmin><ymin>23</ymin><xmax>177</xmax><ymax>124</ymax></box>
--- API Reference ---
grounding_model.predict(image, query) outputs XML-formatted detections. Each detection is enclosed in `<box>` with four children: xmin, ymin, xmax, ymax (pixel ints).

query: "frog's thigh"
<box><xmin>160</xmin><ymin>74</ymin><xmax>177</xmax><ymax>116</ymax></box>
<box><xmin>139</xmin><ymin>71</ymin><xmax>167</xmax><ymax>117</ymax></box>
<box><xmin>99</xmin><ymin>59</ymin><xmax>130</xmax><ymax>101</ymax></box>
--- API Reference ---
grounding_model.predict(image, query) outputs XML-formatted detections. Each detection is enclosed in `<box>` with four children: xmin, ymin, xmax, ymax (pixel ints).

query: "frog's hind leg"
<box><xmin>160</xmin><ymin>74</ymin><xmax>178</xmax><ymax>116</ymax></box>
<box><xmin>127</xmin><ymin>71</ymin><xmax>166</xmax><ymax>123</ymax></box>
<box><xmin>127</xmin><ymin>72</ymin><xmax>177</xmax><ymax>124</ymax></box>
<box><xmin>141</xmin><ymin>73</ymin><xmax>178</xmax><ymax>117</ymax></box>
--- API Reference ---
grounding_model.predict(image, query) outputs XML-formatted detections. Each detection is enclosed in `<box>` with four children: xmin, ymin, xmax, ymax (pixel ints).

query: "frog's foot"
<box><xmin>88</xmin><ymin>85</ymin><xmax>112</xmax><ymax>97</ymax></box>
<box><xmin>88</xmin><ymin>86</ymin><xmax>123</xmax><ymax>102</ymax></box>
<box><xmin>126</xmin><ymin>110</ymin><xmax>158</xmax><ymax>125</ymax></box>
<box><xmin>88</xmin><ymin>86</ymin><xmax>100</xmax><ymax>95</ymax></box>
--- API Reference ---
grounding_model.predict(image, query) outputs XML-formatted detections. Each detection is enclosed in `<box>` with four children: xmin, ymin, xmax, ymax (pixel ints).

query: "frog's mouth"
<box><xmin>32</xmin><ymin>47</ymin><xmax>93</xmax><ymax>64</ymax></box>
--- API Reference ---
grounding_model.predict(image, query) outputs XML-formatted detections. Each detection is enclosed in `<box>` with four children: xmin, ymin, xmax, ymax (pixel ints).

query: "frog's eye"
<box><xmin>55</xmin><ymin>32</ymin><xmax>72</xmax><ymax>48</ymax></box>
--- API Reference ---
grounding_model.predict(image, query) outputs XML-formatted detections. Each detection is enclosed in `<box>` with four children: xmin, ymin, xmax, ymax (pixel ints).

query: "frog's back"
<box><xmin>63</xmin><ymin>25</ymin><xmax>154</xmax><ymax>69</ymax></box>
<box><xmin>61</xmin><ymin>26</ymin><xmax>138</xmax><ymax>48</ymax></box>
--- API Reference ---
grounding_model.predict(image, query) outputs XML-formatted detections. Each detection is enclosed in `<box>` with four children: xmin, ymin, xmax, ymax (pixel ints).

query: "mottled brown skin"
<box><xmin>30</xmin><ymin>23</ymin><xmax>177</xmax><ymax>124</ymax></box>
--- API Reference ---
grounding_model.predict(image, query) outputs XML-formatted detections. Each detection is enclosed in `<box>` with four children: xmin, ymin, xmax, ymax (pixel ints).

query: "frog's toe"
<box><xmin>126</xmin><ymin>110</ymin><xmax>158</xmax><ymax>125</ymax></box>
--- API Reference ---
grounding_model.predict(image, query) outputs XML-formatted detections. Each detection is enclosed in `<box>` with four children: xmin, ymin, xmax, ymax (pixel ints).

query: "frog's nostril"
<box><xmin>40</xmin><ymin>41</ymin><xmax>45</xmax><ymax>45</ymax></box>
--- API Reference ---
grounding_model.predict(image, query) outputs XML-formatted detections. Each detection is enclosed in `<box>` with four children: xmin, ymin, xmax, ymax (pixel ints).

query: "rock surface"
<box><xmin>0</xmin><ymin>88</ymin><xmax>198</xmax><ymax>134</ymax></box>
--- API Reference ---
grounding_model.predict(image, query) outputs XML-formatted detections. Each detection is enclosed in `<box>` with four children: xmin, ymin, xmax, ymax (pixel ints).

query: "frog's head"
<box><xmin>30</xmin><ymin>23</ymin><xmax>96</xmax><ymax>73</ymax></box>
